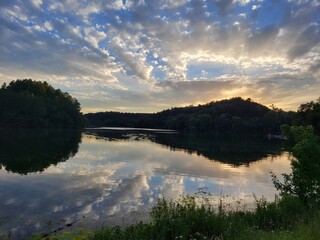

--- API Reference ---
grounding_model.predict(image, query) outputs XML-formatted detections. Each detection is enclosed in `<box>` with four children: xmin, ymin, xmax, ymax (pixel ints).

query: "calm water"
<box><xmin>0</xmin><ymin>129</ymin><xmax>291</xmax><ymax>239</ymax></box>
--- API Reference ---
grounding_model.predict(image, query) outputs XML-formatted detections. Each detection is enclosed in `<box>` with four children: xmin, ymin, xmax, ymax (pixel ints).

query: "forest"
<box><xmin>1</xmin><ymin>79</ymin><xmax>319</xmax><ymax>134</ymax></box>
<box><xmin>86</xmin><ymin>97</ymin><xmax>298</xmax><ymax>134</ymax></box>
<box><xmin>0</xmin><ymin>79</ymin><xmax>85</xmax><ymax>129</ymax></box>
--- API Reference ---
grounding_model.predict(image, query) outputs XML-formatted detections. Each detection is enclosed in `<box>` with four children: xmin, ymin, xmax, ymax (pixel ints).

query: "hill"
<box><xmin>0</xmin><ymin>79</ymin><xmax>85</xmax><ymax>128</ymax></box>
<box><xmin>85</xmin><ymin>97</ymin><xmax>293</xmax><ymax>134</ymax></box>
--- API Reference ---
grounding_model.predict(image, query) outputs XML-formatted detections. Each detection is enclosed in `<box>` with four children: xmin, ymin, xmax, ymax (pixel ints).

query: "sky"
<box><xmin>0</xmin><ymin>0</ymin><xmax>319</xmax><ymax>113</ymax></box>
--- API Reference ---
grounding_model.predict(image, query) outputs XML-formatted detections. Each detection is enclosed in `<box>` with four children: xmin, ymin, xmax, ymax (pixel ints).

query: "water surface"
<box><xmin>0</xmin><ymin>129</ymin><xmax>291</xmax><ymax>239</ymax></box>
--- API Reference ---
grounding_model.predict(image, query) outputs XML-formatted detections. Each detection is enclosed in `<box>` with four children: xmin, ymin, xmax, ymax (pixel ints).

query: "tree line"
<box><xmin>1</xmin><ymin>79</ymin><xmax>319</xmax><ymax>134</ymax></box>
<box><xmin>0</xmin><ymin>79</ymin><xmax>85</xmax><ymax>129</ymax></box>
<box><xmin>85</xmin><ymin>97</ymin><xmax>295</xmax><ymax>134</ymax></box>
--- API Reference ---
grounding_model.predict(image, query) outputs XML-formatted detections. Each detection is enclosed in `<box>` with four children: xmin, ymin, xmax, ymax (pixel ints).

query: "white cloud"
<box><xmin>236</xmin><ymin>0</ymin><xmax>252</xmax><ymax>6</ymax></box>
<box><xmin>0</xmin><ymin>0</ymin><xmax>319</xmax><ymax>112</ymax></box>
<box><xmin>109</xmin><ymin>0</ymin><xmax>125</xmax><ymax>10</ymax></box>
<box><xmin>44</xmin><ymin>21</ymin><xmax>53</xmax><ymax>31</ymax></box>
<box><xmin>159</xmin><ymin>0</ymin><xmax>190</xmax><ymax>9</ymax></box>
<box><xmin>84</xmin><ymin>27</ymin><xmax>107</xmax><ymax>48</ymax></box>
<box><xmin>32</xmin><ymin>0</ymin><xmax>43</xmax><ymax>8</ymax></box>
<box><xmin>78</xmin><ymin>2</ymin><xmax>100</xmax><ymax>17</ymax></box>
<box><xmin>1</xmin><ymin>5</ymin><xmax>28</xmax><ymax>21</ymax></box>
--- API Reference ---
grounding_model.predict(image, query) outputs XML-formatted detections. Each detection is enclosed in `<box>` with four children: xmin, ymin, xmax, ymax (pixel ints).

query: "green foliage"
<box><xmin>92</xmin><ymin>223</ymin><xmax>153</xmax><ymax>240</ymax></box>
<box><xmin>87</xmin><ymin>194</ymin><xmax>318</xmax><ymax>240</ymax></box>
<box><xmin>273</xmin><ymin>125</ymin><xmax>320</xmax><ymax>206</ymax></box>
<box><xmin>0</xmin><ymin>79</ymin><xmax>85</xmax><ymax>129</ymax></box>
<box><xmin>238</xmin><ymin>217</ymin><xmax>320</xmax><ymax>240</ymax></box>
<box><xmin>31</xmin><ymin>228</ymin><xmax>92</xmax><ymax>240</ymax></box>
<box><xmin>253</xmin><ymin>195</ymin><xmax>307</xmax><ymax>230</ymax></box>
<box><xmin>294</xmin><ymin>98</ymin><xmax>320</xmax><ymax>134</ymax></box>
<box><xmin>281</xmin><ymin>124</ymin><xmax>314</xmax><ymax>143</ymax></box>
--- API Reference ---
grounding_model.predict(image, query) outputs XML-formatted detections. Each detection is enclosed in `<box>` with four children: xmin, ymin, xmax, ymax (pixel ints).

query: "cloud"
<box><xmin>159</xmin><ymin>0</ymin><xmax>190</xmax><ymax>9</ymax></box>
<box><xmin>0</xmin><ymin>0</ymin><xmax>319</xmax><ymax>112</ymax></box>
<box><xmin>214</xmin><ymin>0</ymin><xmax>235</xmax><ymax>16</ymax></box>
<box><xmin>309</xmin><ymin>60</ymin><xmax>320</xmax><ymax>75</ymax></box>
<box><xmin>83</xmin><ymin>27</ymin><xmax>107</xmax><ymax>48</ymax></box>
<box><xmin>287</xmin><ymin>24</ymin><xmax>320</xmax><ymax>60</ymax></box>
<box><xmin>31</xmin><ymin>0</ymin><xmax>43</xmax><ymax>8</ymax></box>
<box><xmin>0</xmin><ymin>132</ymin><xmax>292</xmax><ymax>238</ymax></box>
<box><xmin>111</xmin><ymin>39</ymin><xmax>154</xmax><ymax>83</ymax></box>
<box><xmin>246</xmin><ymin>25</ymin><xmax>280</xmax><ymax>56</ymax></box>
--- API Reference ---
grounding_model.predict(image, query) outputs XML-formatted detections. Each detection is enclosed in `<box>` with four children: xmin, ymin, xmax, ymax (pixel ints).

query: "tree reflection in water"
<box><xmin>86</xmin><ymin>129</ymin><xmax>285</xmax><ymax>166</ymax></box>
<box><xmin>0</xmin><ymin>129</ymin><xmax>81</xmax><ymax>174</ymax></box>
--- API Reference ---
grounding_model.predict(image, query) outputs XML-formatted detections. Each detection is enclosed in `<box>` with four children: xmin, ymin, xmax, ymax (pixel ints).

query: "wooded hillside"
<box><xmin>0</xmin><ymin>79</ymin><xmax>85</xmax><ymax>128</ymax></box>
<box><xmin>85</xmin><ymin>97</ymin><xmax>293</xmax><ymax>134</ymax></box>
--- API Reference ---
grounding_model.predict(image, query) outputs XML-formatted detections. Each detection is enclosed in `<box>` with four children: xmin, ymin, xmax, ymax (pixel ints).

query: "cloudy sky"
<box><xmin>0</xmin><ymin>0</ymin><xmax>319</xmax><ymax>113</ymax></box>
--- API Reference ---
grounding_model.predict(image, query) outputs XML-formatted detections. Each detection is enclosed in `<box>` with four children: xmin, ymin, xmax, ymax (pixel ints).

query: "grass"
<box><xmin>30</xmin><ymin>194</ymin><xmax>320</xmax><ymax>240</ymax></box>
<box><xmin>240</xmin><ymin>219</ymin><xmax>320</xmax><ymax>240</ymax></box>
<box><xmin>31</xmin><ymin>228</ymin><xmax>92</xmax><ymax>240</ymax></box>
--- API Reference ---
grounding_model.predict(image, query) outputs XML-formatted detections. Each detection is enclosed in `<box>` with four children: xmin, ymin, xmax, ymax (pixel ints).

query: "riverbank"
<box><xmin>28</xmin><ymin>194</ymin><xmax>320</xmax><ymax>240</ymax></box>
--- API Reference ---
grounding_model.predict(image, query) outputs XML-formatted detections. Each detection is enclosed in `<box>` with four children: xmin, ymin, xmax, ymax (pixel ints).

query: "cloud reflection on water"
<box><xmin>0</xmin><ymin>133</ymin><xmax>291</xmax><ymax>239</ymax></box>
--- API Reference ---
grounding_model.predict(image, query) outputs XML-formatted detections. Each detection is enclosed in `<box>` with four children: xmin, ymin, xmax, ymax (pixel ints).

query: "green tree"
<box><xmin>272</xmin><ymin>125</ymin><xmax>320</xmax><ymax>206</ymax></box>
<box><xmin>295</xmin><ymin>98</ymin><xmax>320</xmax><ymax>134</ymax></box>
<box><xmin>0</xmin><ymin>79</ymin><xmax>85</xmax><ymax>129</ymax></box>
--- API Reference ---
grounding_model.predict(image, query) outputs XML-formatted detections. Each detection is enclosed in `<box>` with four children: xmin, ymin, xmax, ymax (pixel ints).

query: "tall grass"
<box><xmin>89</xmin><ymin>194</ymin><xmax>319</xmax><ymax>240</ymax></box>
<box><xmin>8</xmin><ymin>193</ymin><xmax>315</xmax><ymax>239</ymax></box>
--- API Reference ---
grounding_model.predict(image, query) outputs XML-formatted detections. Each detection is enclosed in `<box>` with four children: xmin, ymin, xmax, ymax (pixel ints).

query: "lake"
<box><xmin>0</xmin><ymin>128</ymin><xmax>291</xmax><ymax>239</ymax></box>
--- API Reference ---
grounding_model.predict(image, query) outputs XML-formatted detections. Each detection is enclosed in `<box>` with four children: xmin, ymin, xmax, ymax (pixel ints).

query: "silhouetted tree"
<box><xmin>0</xmin><ymin>79</ymin><xmax>85</xmax><ymax>128</ymax></box>
<box><xmin>294</xmin><ymin>98</ymin><xmax>320</xmax><ymax>134</ymax></box>
<box><xmin>85</xmin><ymin>97</ymin><xmax>292</xmax><ymax>134</ymax></box>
